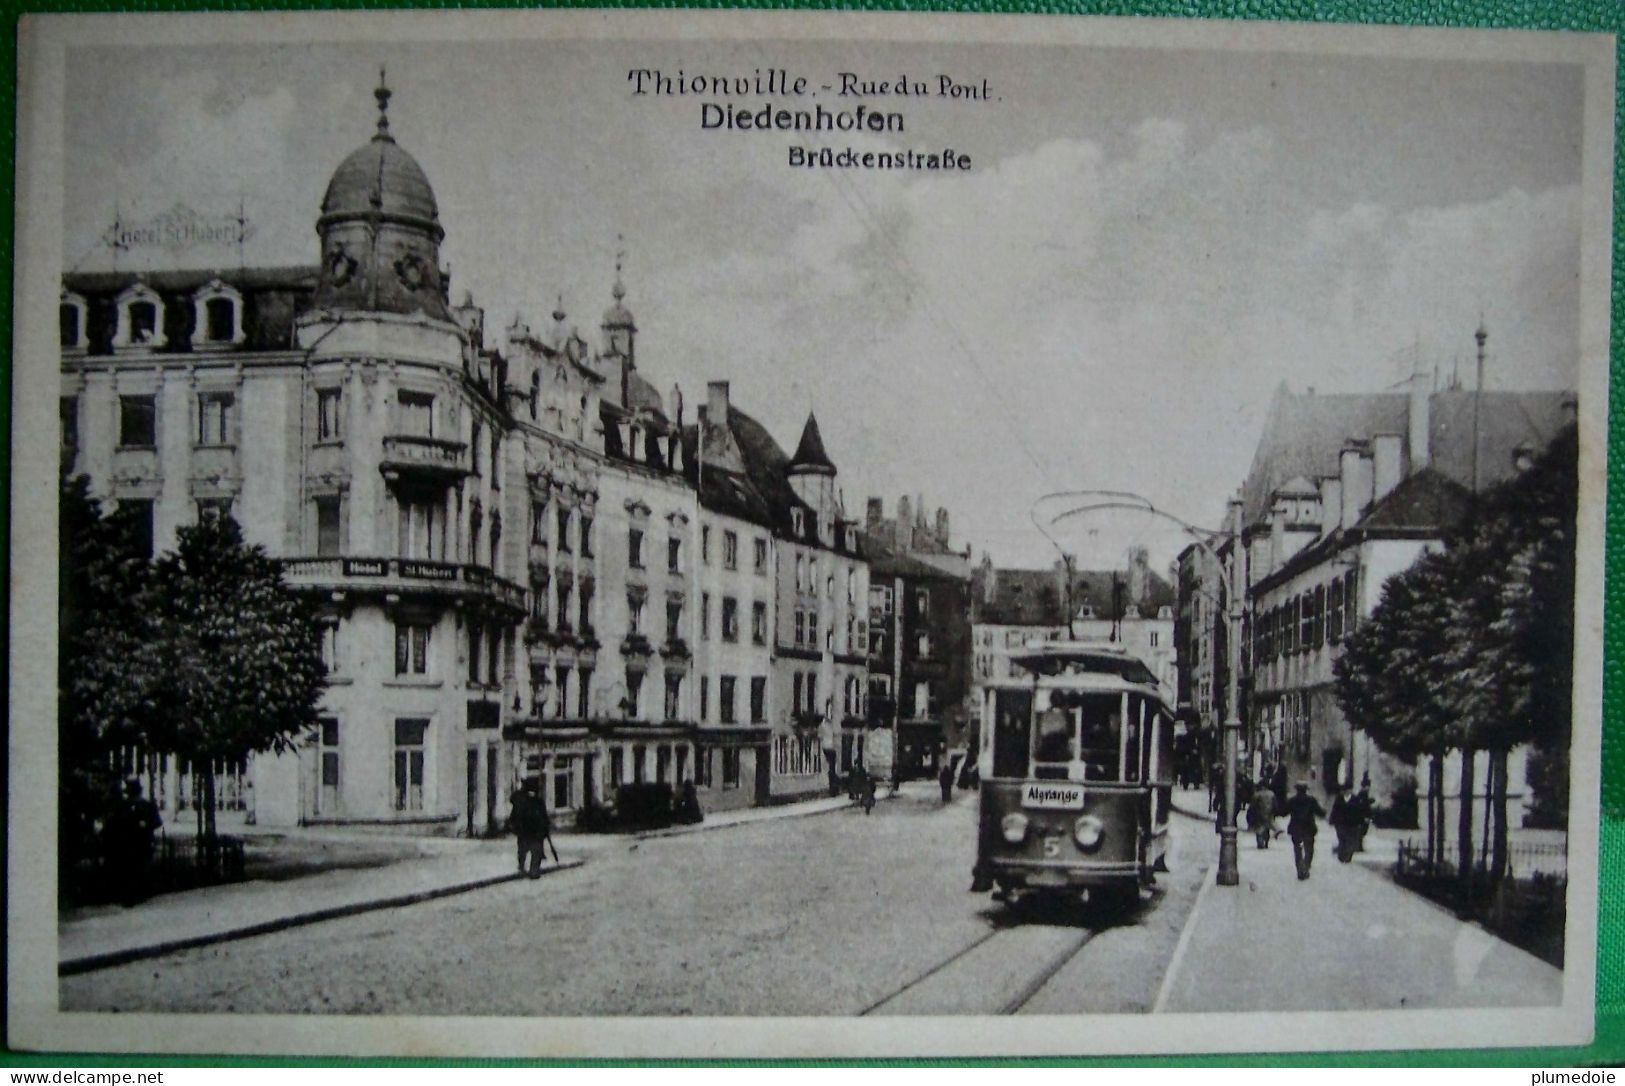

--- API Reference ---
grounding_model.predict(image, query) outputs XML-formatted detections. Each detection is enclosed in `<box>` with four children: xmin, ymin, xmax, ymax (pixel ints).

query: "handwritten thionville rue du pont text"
<box><xmin>627</xmin><ymin>68</ymin><xmax>995</xmax><ymax>172</ymax></box>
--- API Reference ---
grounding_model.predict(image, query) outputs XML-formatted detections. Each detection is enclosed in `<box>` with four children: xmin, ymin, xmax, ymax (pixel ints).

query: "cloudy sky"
<box><xmin>63</xmin><ymin>32</ymin><xmax>1586</xmax><ymax>571</ymax></box>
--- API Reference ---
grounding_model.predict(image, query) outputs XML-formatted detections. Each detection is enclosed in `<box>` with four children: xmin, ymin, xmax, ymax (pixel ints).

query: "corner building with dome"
<box><xmin>59</xmin><ymin>77</ymin><xmax>871</xmax><ymax>832</ymax></box>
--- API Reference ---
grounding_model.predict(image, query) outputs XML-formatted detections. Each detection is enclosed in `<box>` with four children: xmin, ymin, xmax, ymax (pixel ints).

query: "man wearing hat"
<box><xmin>1284</xmin><ymin>781</ymin><xmax>1327</xmax><ymax>880</ymax></box>
<box><xmin>510</xmin><ymin>777</ymin><xmax>549</xmax><ymax>879</ymax></box>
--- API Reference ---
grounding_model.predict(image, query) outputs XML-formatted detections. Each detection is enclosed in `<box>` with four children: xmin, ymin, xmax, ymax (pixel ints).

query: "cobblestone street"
<box><xmin>62</xmin><ymin>790</ymin><xmax>1216</xmax><ymax>1016</ymax></box>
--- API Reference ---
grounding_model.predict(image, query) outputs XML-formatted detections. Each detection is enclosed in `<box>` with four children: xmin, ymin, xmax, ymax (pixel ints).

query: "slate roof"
<box><xmin>788</xmin><ymin>413</ymin><xmax>835</xmax><ymax>473</ymax></box>
<box><xmin>1356</xmin><ymin>468</ymin><xmax>1473</xmax><ymax>533</ymax></box>
<box><xmin>1253</xmin><ymin>469</ymin><xmax>1474</xmax><ymax>593</ymax></box>
<box><xmin>1239</xmin><ymin>383</ymin><xmax>1572</xmax><ymax>530</ymax></box>
<box><xmin>861</xmin><ymin>532</ymin><xmax>967</xmax><ymax>582</ymax></box>
<box><xmin>681</xmin><ymin>406</ymin><xmax>861</xmax><ymax>555</ymax></box>
<box><xmin>971</xmin><ymin>565</ymin><xmax>1175</xmax><ymax>626</ymax></box>
<box><xmin>63</xmin><ymin>266</ymin><xmax>320</xmax><ymax>354</ymax></box>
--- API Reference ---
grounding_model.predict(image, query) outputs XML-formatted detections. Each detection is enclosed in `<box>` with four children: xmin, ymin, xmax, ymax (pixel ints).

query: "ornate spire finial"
<box><xmin>613</xmin><ymin>234</ymin><xmax>627</xmax><ymax>301</ymax></box>
<box><xmin>374</xmin><ymin>67</ymin><xmax>392</xmax><ymax>139</ymax></box>
<box><xmin>553</xmin><ymin>293</ymin><xmax>566</xmax><ymax>322</ymax></box>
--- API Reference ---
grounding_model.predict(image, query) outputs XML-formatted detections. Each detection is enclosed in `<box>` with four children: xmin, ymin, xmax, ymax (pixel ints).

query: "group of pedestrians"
<box><xmin>1238</xmin><ymin>765</ymin><xmax>1375</xmax><ymax>880</ymax></box>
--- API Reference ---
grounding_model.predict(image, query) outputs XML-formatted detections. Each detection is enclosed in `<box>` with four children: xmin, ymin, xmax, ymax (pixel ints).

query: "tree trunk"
<box><xmin>1491</xmin><ymin>747</ymin><xmax>1510</xmax><ymax>886</ymax></box>
<box><xmin>1428</xmin><ymin>754</ymin><xmax>1445</xmax><ymax>870</ymax></box>
<box><xmin>1457</xmin><ymin>747</ymin><xmax>1476</xmax><ymax>911</ymax></box>
<box><xmin>202</xmin><ymin>764</ymin><xmax>218</xmax><ymax>844</ymax></box>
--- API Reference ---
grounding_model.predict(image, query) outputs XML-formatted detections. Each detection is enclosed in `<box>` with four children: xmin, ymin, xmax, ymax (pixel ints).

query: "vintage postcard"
<box><xmin>8</xmin><ymin>7</ymin><xmax>1613</xmax><ymax>1059</ymax></box>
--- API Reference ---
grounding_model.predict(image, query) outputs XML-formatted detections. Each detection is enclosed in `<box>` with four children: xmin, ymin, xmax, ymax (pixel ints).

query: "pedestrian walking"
<box><xmin>938</xmin><ymin>761</ymin><xmax>954</xmax><ymax>804</ymax></box>
<box><xmin>1329</xmin><ymin>786</ymin><xmax>1359</xmax><ymax>863</ymax></box>
<box><xmin>1246</xmin><ymin>779</ymin><xmax>1278</xmax><ymax>849</ymax></box>
<box><xmin>1270</xmin><ymin>762</ymin><xmax>1289</xmax><ymax>811</ymax></box>
<box><xmin>510</xmin><ymin>778</ymin><xmax>549</xmax><ymax>879</ymax></box>
<box><xmin>1284</xmin><ymin>781</ymin><xmax>1327</xmax><ymax>880</ymax></box>
<box><xmin>1350</xmin><ymin>781</ymin><xmax>1375</xmax><ymax>853</ymax></box>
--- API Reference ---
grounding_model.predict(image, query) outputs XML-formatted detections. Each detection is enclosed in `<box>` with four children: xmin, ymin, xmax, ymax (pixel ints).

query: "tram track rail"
<box><xmin>857</xmin><ymin>921</ymin><xmax>1102</xmax><ymax>1016</ymax></box>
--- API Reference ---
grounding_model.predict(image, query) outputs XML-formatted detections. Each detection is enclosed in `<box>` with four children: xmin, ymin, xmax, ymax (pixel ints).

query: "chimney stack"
<box><xmin>706</xmin><ymin>381</ymin><xmax>730</xmax><ymax>425</ymax></box>
<box><xmin>1319</xmin><ymin>476</ymin><xmax>1342</xmax><ymax>539</ymax></box>
<box><xmin>669</xmin><ymin>384</ymin><xmax>684</xmax><ymax>427</ymax></box>
<box><xmin>1127</xmin><ymin>546</ymin><xmax>1149</xmax><ymax>605</ymax></box>
<box><xmin>1408</xmin><ymin>367</ymin><xmax>1432</xmax><ymax>471</ymax></box>
<box><xmin>1340</xmin><ymin>440</ymin><xmax>1374</xmax><ymax>531</ymax></box>
<box><xmin>1372</xmin><ymin>432</ymin><xmax>1403</xmax><ymax>503</ymax></box>
<box><xmin>897</xmin><ymin>495</ymin><xmax>912</xmax><ymax>547</ymax></box>
<box><xmin>935</xmin><ymin>507</ymin><xmax>950</xmax><ymax>545</ymax></box>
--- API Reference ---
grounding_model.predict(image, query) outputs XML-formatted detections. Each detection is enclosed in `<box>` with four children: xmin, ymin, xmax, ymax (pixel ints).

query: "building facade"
<box><xmin>64</xmin><ymin>83</ymin><xmax>532</xmax><ymax>833</ymax></box>
<box><xmin>970</xmin><ymin>556</ymin><xmax>1176</xmax><ymax>709</ymax></box>
<box><xmin>860</xmin><ymin>497</ymin><xmax>973</xmax><ymax>780</ymax></box>
<box><xmin>1231</xmin><ymin>366</ymin><xmax>1573</xmax><ymax>824</ymax></box>
<box><xmin>62</xmin><ymin>76</ymin><xmax>872</xmax><ymax>832</ymax></box>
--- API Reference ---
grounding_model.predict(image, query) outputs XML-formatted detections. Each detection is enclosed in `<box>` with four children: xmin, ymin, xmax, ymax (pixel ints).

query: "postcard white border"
<box><xmin>10</xmin><ymin>7</ymin><xmax>1613</xmax><ymax>1059</ymax></box>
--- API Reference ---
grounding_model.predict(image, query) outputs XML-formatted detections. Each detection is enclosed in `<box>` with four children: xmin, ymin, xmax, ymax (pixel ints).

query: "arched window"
<box><xmin>189</xmin><ymin>279</ymin><xmax>245</xmax><ymax>348</ymax></box>
<box><xmin>113</xmin><ymin>281</ymin><xmax>167</xmax><ymax>350</ymax></box>
<box><xmin>530</xmin><ymin>370</ymin><xmax>541</xmax><ymax>421</ymax></box>
<box><xmin>60</xmin><ymin>292</ymin><xmax>88</xmax><ymax>351</ymax></box>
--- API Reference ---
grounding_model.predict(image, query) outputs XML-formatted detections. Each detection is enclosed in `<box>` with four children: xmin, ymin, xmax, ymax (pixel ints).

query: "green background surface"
<box><xmin>1</xmin><ymin>0</ymin><xmax>1621</xmax><ymax>1068</ymax></box>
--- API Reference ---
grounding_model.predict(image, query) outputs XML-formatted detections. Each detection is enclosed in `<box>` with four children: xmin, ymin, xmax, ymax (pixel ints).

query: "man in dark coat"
<box><xmin>510</xmin><ymin>778</ymin><xmax>547</xmax><ymax>878</ymax></box>
<box><xmin>1246</xmin><ymin>779</ymin><xmax>1278</xmax><ymax>849</ymax></box>
<box><xmin>1284</xmin><ymin>782</ymin><xmax>1327</xmax><ymax>880</ymax></box>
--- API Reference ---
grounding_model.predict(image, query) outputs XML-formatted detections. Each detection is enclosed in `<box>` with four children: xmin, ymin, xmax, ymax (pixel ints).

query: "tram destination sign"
<box><xmin>1022</xmin><ymin>782</ymin><xmax>1086</xmax><ymax>810</ymax></box>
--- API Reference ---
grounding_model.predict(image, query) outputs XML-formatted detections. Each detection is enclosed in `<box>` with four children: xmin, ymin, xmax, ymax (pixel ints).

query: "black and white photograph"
<box><xmin>7</xmin><ymin>9</ymin><xmax>1612</xmax><ymax>1059</ymax></box>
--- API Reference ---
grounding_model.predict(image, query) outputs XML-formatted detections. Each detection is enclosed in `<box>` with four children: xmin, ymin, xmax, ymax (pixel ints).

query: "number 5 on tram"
<box><xmin>970</xmin><ymin>642</ymin><xmax>1175</xmax><ymax>908</ymax></box>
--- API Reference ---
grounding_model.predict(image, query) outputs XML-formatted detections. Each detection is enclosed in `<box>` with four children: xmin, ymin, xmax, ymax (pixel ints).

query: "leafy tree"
<box><xmin>59</xmin><ymin>476</ymin><xmax>165</xmax><ymax>881</ymax></box>
<box><xmin>1334</xmin><ymin>549</ymin><xmax>1466</xmax><ymax>867</ymax></box>
<box><xmin>148</xmin><ymin>513</ymin><xmax>327</xmax><ymax>841</ymax></box>
<box><xmin>1335</xmin><ymin>424</ymin><xmax>1577</xmax><ymax>886</ymax></box>
<box><xmin>1445</xmin><ymin>424</ymin><xmax>1577</xmax><ymax>878</ymax></box>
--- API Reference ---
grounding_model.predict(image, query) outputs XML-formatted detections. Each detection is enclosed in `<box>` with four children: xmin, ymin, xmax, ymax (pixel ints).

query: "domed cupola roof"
<box><xmin>602</xmin><ymin>264</ymin><xmax>636</xmax><ymax>332</ymax></box>
<box><xmin>318</xmin><ymin>74</ymin><xmax>443</xmax><ymax>238</ymax></box>
<box><xmin>312</xmin><ymin>70</ymin><xmax>451</xmax><ymax>322</ymax></box>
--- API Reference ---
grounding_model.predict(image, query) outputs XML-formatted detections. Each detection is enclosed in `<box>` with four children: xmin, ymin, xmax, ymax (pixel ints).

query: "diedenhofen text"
<box><xmin>627</xmin><ymin>67</ymin><xmax>993</xmax><ymax>171</ymax></box>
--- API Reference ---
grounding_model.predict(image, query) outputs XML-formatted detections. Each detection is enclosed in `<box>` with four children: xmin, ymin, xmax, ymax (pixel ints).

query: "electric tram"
<box><xmin>971</xmin><ymin>641</ymin><xmax>1175</xmax><ymax>908</ymax></box>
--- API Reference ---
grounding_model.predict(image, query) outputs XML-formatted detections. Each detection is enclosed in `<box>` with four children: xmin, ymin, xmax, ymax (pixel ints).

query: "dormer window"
<box><xmin>60</xmin><ymin>292</ymin><xmax>88</xmax><ymax>351</ymax></box>
<box><xmin>188</xmin><ymin>277</ymin><xmax>246</xmax><ymax>349</ymax></box>
<box><xmin>113</xmin><ymin>282</ymin><xmax>166</xmax><ymax>350</ymax></box>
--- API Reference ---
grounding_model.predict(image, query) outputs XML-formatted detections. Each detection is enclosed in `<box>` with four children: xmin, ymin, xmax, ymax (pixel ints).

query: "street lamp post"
<box><xmin>1033</xmin><ymin>488</ymin><xmax>1249</xmax><ymax>889</ymax></box>
<box><xmin>1216</xmin><ymin>495</ymin><xmax>1244</xmax><ymax>887</ymax></box>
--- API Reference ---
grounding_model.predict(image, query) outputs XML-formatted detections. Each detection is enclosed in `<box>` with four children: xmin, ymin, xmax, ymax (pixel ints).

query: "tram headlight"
<box><xmin>1000</xmin><ymin>813</ymin><xmax>1030</xmax><ymax>844</ymax></box>
<box><xmin>1073</xmin><ymin>815</ymin><xmax>1105</xmax><ymax>850</ymax></box>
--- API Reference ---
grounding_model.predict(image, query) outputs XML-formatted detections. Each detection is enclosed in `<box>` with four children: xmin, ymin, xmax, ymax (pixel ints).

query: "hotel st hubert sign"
<box><xmin>101</xmin><ymin>203</ymin><xmax>256</xmax><ymax>256</ymax></box>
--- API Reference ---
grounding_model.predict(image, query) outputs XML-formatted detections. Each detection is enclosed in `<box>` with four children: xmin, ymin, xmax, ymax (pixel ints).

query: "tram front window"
<box><xmin>1032</xmin><ymin>705</ymin><xmax>1075</xmax><ymax>779</ymax></box>
<box><xmin>1031</xmin><ymin>692</ymin><xmax>1123</xmax><ymax>782</ymax></box>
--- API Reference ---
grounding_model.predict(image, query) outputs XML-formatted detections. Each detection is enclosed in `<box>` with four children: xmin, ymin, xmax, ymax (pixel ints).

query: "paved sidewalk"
<box><xmin>59</xmin><ymin>789</ymin><xmax>864</xmax><ymax>975</ymax></box>
<box><xmin>1156</xmin><ymin>792</ymin><xmax>1563</xmax><ymax>1013</ymax></box>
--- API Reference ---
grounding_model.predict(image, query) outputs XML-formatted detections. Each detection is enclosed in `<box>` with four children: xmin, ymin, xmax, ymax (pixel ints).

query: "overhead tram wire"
<box><xmin>796</xmin><ymin>125</ymin><xmax>1059</xmax><ymax>491</ymax></box>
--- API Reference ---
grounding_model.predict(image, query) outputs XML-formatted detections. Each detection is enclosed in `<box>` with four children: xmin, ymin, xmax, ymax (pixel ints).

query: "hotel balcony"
<box><xmin>379</xmin><ymin>434</ymin><xmax>470</xmax><ymax>486</ymax></box>
<box><xmin>280</xmin><ymin>556</ymin><xmax>526</xmax><ymax>616</ymax></box>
